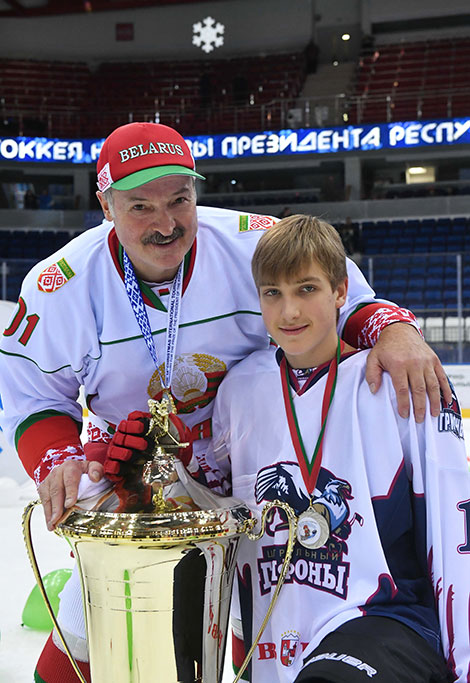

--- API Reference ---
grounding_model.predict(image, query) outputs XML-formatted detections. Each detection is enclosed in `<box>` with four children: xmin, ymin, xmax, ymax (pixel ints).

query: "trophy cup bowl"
<box><xmin>55</xmin><ymin>501</ymin><xmax>252</xmax><ymax>683</ymax></box>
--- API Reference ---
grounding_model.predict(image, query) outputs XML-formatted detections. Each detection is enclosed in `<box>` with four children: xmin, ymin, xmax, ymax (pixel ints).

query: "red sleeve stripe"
<box><xmin>342</xmin><ymin>303</ymin><xmax>393</xmax><ymax>347</ymax></box>
<box><xmin>342</xmin><ymin>303</ymin><xmax>421</xmax><ymax>349</ymax></box>
<box><xmin>17</xmin><ymin>415</ymin><xmax>82</xmax><ymax>478</ymax></box>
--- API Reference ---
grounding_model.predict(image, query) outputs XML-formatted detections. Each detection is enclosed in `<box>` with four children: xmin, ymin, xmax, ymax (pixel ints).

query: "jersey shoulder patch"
<box><xmin>37</xmin><ymin>258</ymin><xmax>75</xmax><ymax>293</ymax></box>
<box><xmin>238</xmin><ymin>213</ymin><xmax>276</xmax><ymax>232</ymax></box>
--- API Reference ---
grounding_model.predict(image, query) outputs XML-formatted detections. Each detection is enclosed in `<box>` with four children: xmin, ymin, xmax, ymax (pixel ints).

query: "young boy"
<box><xmin>199</xmin><ymin>215</ymin><xmax>469</xmax><ymax>682</ymax></box>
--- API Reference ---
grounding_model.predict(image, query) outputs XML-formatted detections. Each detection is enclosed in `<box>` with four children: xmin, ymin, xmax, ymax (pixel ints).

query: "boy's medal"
<box><xmin>296</xmin><ymin>507</ymin><xmax>330</xmax><ymax>549</ymax></box>
<box><xmin>281</xmin><ymin>338</ymin><xmax>343</xmax><ymax>549</ymax></box>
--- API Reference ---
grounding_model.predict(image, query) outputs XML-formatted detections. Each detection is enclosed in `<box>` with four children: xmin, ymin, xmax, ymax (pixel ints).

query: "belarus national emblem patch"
<box><xmin>239</xmin><ymin>214</ymin><xmax>276</xmax><ymax>232</ymax></box>
<box><xmin>37</xmin><ymin>258</ymin><xmax>75</xmax><ymax>293</ymax></box>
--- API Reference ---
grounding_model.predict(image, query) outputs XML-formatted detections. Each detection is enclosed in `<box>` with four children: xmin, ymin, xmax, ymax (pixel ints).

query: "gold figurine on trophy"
<box><xmin>108</xmin><ymin>396</ymin><xmax>193</xmax><ymax>514</ymax></box>
<box><xmin>143</xmin><ymin>397</ymin><xmax>192</xmax><ymax>513</ymax></box>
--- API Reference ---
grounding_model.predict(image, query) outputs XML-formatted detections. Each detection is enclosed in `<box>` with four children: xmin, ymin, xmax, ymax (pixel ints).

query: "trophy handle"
<box><xmin>233</xmin><ymin>500</ymin><xmax>298</xmax><ymax>683</ymax></box>
<box><xmin>22</xmin><ymin>500</ymin><xmax>88</xmax><ymax>683</ymax></box>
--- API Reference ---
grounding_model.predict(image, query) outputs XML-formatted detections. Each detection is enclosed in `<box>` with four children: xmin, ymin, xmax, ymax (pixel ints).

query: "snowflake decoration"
<box><xmin>192</xmin><ymin>16</ymin><xmax>225</xmax><ymax>54</ymax></box>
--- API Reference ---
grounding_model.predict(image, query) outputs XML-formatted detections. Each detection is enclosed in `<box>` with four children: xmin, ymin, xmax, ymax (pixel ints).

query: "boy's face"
<box><xmin>259</xmin><ymin>260</ymin><xmax>347</xmax><ymax>369</ymax></box>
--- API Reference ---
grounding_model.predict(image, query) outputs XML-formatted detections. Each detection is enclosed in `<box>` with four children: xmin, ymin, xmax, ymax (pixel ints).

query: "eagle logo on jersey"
<box><xmin>37</xmin><ymin>258</ymin><xmax>75</xmax><ymax>293</ymax></box>
<box><xmin>255</xmin><ymin>464</ymin><xmax>360</xmax><ymax>599</ymax></box>
<box><xmin>238</xmin><ymin>214</ymin><xmax>276</xmax><ymax>232</ymax></box>
<box><xmin>255</xmin><ymin>462</ymin><xmax>356</xmax><ymax>543</ymax></box>
<box><xmin>148</xmin><ymin>352</ymin><xmax>227</xmax><ymax>413</ymax></box>
<box><xmin>438</xmin><ymin>380</ymin><xmax>463</xmax><ymax>439</ymax></box>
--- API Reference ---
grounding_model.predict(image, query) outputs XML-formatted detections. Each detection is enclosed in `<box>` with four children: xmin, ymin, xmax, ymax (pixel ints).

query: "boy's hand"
<box><xmin>365</xmin><ymin>323</ymin><xmax>451</xmax><ymax>423</ymax></box>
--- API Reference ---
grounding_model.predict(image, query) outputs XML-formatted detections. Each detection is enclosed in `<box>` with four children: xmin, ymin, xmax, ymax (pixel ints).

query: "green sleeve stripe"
<box><xmin>15</xmin><ymin>410</ymin><xmax>82</xmax><ymax>448</ymax></box>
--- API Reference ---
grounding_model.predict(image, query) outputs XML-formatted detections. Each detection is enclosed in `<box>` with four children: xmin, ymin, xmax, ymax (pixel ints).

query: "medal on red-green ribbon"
<box><xmin>280</xmin><ymin>337</ymin><xmax>343</xmax><ymax>549</ymax></box>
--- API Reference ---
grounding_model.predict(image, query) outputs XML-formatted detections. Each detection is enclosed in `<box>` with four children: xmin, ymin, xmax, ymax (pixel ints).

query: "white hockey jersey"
<box><xmin>0</xmin><ymin>206</ymin><xmax>379</xmax><ymax>472</ymax></box>
<box><xmin>206</xmin><ymin>347</ymin><xmax>470</xmax><ymax>683</ymax></box>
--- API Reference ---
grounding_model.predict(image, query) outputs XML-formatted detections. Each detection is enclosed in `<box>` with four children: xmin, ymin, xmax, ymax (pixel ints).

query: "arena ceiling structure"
<box><xmin>0</xmin><ymin>0</ymin><xmax>221</xmax><ymax>17</ymax></box>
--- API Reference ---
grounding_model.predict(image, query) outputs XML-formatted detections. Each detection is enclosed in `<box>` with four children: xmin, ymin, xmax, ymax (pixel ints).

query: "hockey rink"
<box><xmin>0</xmin><ymin>421</ymin><xmax>470</xmax><ymax>682</ymax></box>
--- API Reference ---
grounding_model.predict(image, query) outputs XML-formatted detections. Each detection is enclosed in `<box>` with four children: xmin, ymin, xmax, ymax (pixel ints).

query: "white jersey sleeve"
<box><xmin>199</xmin><ymin>387</ymin><xmax>232</xmax><ymax>496</ymax></box>
<box><xmin>398</xmin><ymin>384</ymin><xmax>470</xmax><ymax>680</ymax></box>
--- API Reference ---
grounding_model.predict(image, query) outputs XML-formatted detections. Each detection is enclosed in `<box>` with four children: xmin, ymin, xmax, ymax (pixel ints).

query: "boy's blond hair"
<box><xmin>251</xmin><ymin>214</ymin><xmax>347</xmax><ymax>289</ymax></box>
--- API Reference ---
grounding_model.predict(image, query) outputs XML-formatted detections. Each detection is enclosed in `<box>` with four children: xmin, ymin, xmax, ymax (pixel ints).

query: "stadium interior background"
<box><xmin>0</xmin><ymin>0</ymin><xmax>469</xmax><ymax>368</ymax></box>
<box><xmin>1</xmin><ymin>3</ymin><xmax>470</xmax><ymax>681</ymax></box>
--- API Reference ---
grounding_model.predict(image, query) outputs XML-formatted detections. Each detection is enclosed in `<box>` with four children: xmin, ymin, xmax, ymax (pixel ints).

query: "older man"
<box><xmin>0</xmin><ymin>122</ymin><xmax>449</xmax><ymax>683</ymax></box>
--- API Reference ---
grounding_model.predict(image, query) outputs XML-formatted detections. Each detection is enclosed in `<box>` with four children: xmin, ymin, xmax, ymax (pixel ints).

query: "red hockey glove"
<box><xmin>103</xmin><ymin>411</ymin><xmax>151</xmax><ymax>482</ymax></box>
<box><xmin>103</xmin><ymin>410</ymin><xmax>193</xmax><ymax>483</ymax></box>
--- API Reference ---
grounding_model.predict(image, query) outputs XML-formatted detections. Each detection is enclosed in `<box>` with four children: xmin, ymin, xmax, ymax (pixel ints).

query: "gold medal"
<box><xmin>297</xmin><ymin>508</ymin><xmax>330</xmax><ymax>549</ymax></box>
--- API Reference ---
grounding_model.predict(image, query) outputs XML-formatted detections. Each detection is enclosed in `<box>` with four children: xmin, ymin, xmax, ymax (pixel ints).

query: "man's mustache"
<box><xmin>142</xmin><ymin>226</ymin><xmax>184</xmax><ymax>245</ymax></box>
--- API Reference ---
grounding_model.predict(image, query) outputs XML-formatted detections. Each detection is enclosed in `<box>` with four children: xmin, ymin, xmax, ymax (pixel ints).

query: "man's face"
<box><xmin>97</xmin><ymin>175</ymin><xmax>198</xmax><ymax>282</ymax></box>
<box><xmin>259</xmin><ymin>261</ymin><xmax>347</xmax><ymax>369</ymax></box>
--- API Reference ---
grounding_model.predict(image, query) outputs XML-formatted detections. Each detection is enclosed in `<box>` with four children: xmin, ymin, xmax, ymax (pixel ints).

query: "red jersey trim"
<box><xmin>342</xmin><ymin>303</ymin><xmax>398</xmax><ymax>348</ymax></box>
<box><xmin>342</xmin><ymin>302</ymin><xmax>384</xmax><ymax>347</ymax></box>
<box><xmin>17</xmin><ymin>415</ymin><xmax>82</xmax><ymax>478</ymax></box>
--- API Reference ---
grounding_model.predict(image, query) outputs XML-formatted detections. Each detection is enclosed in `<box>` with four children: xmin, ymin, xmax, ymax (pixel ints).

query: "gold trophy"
<box><xmin>23</xmin><ymin>398</ymin><xmax>297</xmax><ymax>683</ymax></box>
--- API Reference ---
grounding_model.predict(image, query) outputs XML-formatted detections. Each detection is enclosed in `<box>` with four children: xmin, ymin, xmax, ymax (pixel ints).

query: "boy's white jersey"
<box><xmin>0</xmin><ymin>206</ymin><xmax>377</xmax><ymax>460</ymax></box>
<box><xmin>208</xmin><ymin>348</ymin><xmax>470</xmax><ymax>683</ymax></box>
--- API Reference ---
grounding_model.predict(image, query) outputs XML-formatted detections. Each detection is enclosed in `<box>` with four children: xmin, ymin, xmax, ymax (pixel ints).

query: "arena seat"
<box><xmin>350</xmin><ymin>37</ymin><xmax>470</xmax><ymax>124</ymax></box>
<box><xmin>0</xmin><ymin>51</ymin><xmax>307</xmax><ymax>137</ymax></box>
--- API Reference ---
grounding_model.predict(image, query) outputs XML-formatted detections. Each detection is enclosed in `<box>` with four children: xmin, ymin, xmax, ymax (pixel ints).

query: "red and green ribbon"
<box><xmin>280</xmin><ymin>337</ymin><xmax>343</xmax><ymax>495</ymax></box>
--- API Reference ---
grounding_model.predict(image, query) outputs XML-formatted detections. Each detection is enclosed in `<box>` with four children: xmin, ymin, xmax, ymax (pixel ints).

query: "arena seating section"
<box><xmin>358</xmin><ymin>216</ymin><xmax>470</xmax><ymax>311</ymax></box>
<box><xmin>0</xmin><ymin>37</ymin><xmax>469</xmax><ymax>358</ymax></box>
<box><xmin>1</xmin><ymin>218</ymin><xmax>469</xmax><ymax>312</ymax></box>
<box><xmin>349</xmin><ymin>36</ymin><xmax>470</xmax><ymax>124</ymax></box>
<box><xmin>2</xmin><ymin>36</ymin><xmax>470</xmax><ymax>138</ymax></box>
<box><xmin>0</xmin><ymin>52</ymin><xmax>306</xmax><ymax>138</ymax></box>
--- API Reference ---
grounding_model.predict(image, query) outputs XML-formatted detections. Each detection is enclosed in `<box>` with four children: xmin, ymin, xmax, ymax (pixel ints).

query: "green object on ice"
<box><xmin>22</xmin><ymin>568</ymin><xmax>72</xmax><ymax>631</ymax></box>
